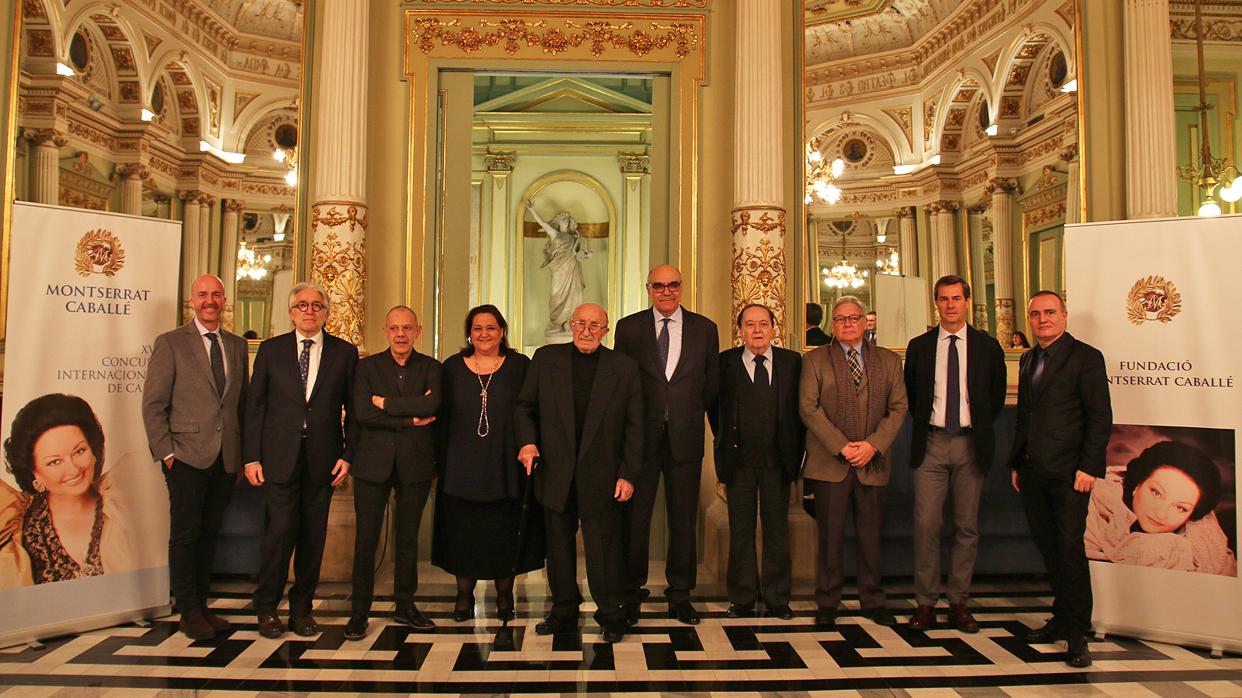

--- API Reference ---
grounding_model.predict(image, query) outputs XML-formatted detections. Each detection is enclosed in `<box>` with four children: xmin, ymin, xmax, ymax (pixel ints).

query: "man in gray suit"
<box><xmin>800</xmin><ymin>295</ymin><xmax>908</xmax><ymax>629</ymax></box>
<box><xmin>142</xmin><ymin>274</ymin><xmax>249</xmax><ymax>640</ymax></box>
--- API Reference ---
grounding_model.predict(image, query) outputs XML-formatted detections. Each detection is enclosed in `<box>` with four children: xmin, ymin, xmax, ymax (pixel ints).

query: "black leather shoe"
<box><xmin>452</xmin><ymin>605</ymin><xmax>475</xmax><ymax>622</ymax></box>
<box><xmin>1066</xmin><ymin>635</ymin><xmax>1092</xmax><ymax>668</ymax></box>
<box><xmin>814</xmin><ymin>608</ymin><xmax>837</xmax><ymax>629</ymax></box>
<box><xmin>200</xmin><ymin>608</ymin><xmax>231</xmax><ymax>633</ymax></box>
<box><xmin>623</xmin><ymin>601</ymin><xmax>640</xmax><ymax>626</ymax></box>
<box><xmin>766</xmin><ymin>605</ymin><xmax>794</xmax><ymax>620</ymax></box>
<box><xmin>535</xmin><ymin>614</ymin><xmax>576</xmax><ymax>636</ymax></box>
<box><xmin>178</xmin><ymin>608</ymin><xmax>215</xmax><ymax>640</ymax></box>
<box><xmin>864</xmin><ymin>607</ymin><xmax>897</xmax><ymax>627</ymax></box>
<box><xmin>667</xmin><ymin>601</ymin><xmax>701</xmax><ymax>625</ymax></box>
<box><xmin>1025</xmin><ymin>619</ymin><xmax>1063</xmax><ymax>643</ymax></box>
<box><xmin>602</xmin><ymin>624</ymin><xmax>625</xmax><ymax>644</ymax></box>
<box><xmin>908</xmin><ymin>604</ymin><xmax>936</xmax><ymax>631</ymax></box>
<box><xmin>496</xmin><ymin>592</ymin><xmax>515</xmax><ymax>621</ymax></box>
<box><xmin>343</xmin><ymin>614</ymin><xmax>368</xmax><ymax>641</ymax></box>
<box><xmin>394</xmin><ymin>605</ymin><xmax>436</xmax><ymax>630</ymax></box>
<box><xmin>726</xmin><ymin>603</ymin><xmax>754</xmax><ymax>618</ymax></box>
<box><xmin>256</xmin><ymin>611</ymin><xmax>285</xmax><ymax>639</ymax></box>
<box><xmin>289</xmin><ymin>614</ymin><xmax>319</xmax><ymax>637</ymax></box>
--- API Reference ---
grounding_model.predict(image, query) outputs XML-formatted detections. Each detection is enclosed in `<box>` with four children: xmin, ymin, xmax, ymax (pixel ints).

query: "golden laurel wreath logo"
<box><xmin>74</xmin><ymin>229</ymin><xmax>126</xmax><ymax>277</ymax></box>
<box><xmin>1126</xmin><ymin>275</ymin><xmax>1181</xmax><ymax>326</ymax></box>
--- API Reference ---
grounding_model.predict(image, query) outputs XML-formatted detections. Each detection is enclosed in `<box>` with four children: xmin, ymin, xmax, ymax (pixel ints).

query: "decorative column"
<box><xmin>152</xmin><ymin>192</ymin><xmax>172</xmax><ymax>219</ymax></box>
<box><xmin>926</xmin><ymin>200</ymin><xmax>959</xmax><ymax>281</ymax></box>
<box><xmin>484</xmin><ymin>152</ymin><xmax>514</xmax><ymax>318</ymax></box>
<box><xmin>896</xmin><ymin>206</ymin><xmax>917</xmax><ymax>276</ymax></box>
<box><xmin>730</xmin><ymin>0</ymin><xmax>786</xmax><ymax>343</ymax></box>
<box><xmin>1124</xmin><ymin>0</ymin><xmax>1178</xmax><ymax>219</ymax></box>
<box><xmin>24</xmin><ymin>129</ymin><xmax>66</xmax><ymax>205</ymax></box>
<box><xmin>1063</xmin><ymin>144</ymin><xmax>1082</xmax><ymax>224</ymax></box>
<box><xmin>620</xmin><ymin>153</ymin><xmax>649</xmax><ymax>311</ymax></box>
<box><xmin>220</xmin><ymin>199</ymin><xmax>244</xmax><ymax>331</ymax></box>
<box><xmin>179</xmin><ymin>191</ymin><xmax>203</xmax><ymax>321</ymax></box>
<box><xmin>986</xmin><ymin>178</ymin><xmax>1018</xmax><ymax>345</ymax></box>
<box><xmin>116</xmin><ymin>164</ymin><xmax>148</xmax><ymax>215</ymax></box>
<box><xmin>198</xmin><ymin>196</ymin><xmax>216</xmax><ymax>277</ymax></box>
<box><xmin>309</xmin><ymin>0</ymin><xmax>369</xmax><ymax>349</ymax></box>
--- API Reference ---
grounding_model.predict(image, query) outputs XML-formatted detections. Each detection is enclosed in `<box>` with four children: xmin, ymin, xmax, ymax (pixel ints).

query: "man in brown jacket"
<box><xmin>800</xmin><ymin>295</ymin><xmax>908</xmax><ymax>628</ymax></box>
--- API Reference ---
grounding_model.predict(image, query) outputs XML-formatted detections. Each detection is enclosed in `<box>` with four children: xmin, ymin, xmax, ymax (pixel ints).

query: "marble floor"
<box><xmin>1</xmin><ymin>569</ymin><xmax>1240</xmax><ymax>697</ymax></box>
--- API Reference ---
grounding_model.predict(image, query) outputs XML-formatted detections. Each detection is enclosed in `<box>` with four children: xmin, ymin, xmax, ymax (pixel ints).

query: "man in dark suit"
<box><xmin>515</xmin><ymin>303</ymin><xmax>642</xmax><ymax>644</ymax></box>
<box><xmin>1009</xmin><ymin>290</ymin><xmax>1111</xmax><ymax>668</ymax></box>
<box><xmin>344</xmin><ymin>306</ymin><xmax>440</xmax><ymax>640</ymax></box>
<box><xmin>244</xmin><ymin>281</ymin><xmax>360</xmax><ymax>639</ymax></box>
<box><xmin>864</xmin><ymin>312</ymin><xmax>878</xmax><ymax>345</ymax></box>
<box><xmin>142</xmin><ymin>274</ymin><xmax>249</xmax><ymax>640</ymax></box>
<box><xmin>710</xmin><ymin>304</ymin><xmax>804</xmax><ymax>619</ymax></box>
<box><xmin>903</xmin><ymin>275</ymin><xmax>1006</xmax><ymax>633</ymax></box>
<box><xmin>800</xmin><ymin>295</ymin><xmax>908</xmax><ymax>628</ymax></box>
<box><xmin>613</xmin><ymin>264</ymin><xmax>719</xmax><ymax>625</ymax></box>
<box><xmin>805</xmin><ymin>302</ymin><xmax>831</xmax><ymax>347</ymax></box>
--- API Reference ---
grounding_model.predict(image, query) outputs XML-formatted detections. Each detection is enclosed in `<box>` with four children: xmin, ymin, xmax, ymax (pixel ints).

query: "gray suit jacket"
<box><xmin>142</xmin><ymin>321</ymin><xmax>249</xmax><ymax>472</ymax></box>
<box><xmin>799</xmin><ymin>341</ymin><xmax>908</xmax><ymax>486</ymax></box>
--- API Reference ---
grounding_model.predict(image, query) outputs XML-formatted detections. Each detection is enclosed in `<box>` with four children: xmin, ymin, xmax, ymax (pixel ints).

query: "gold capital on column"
<box><xmin>23</xmin><ymin>128</ymin><xmax>68</xmax><ymax>148</ymax></box>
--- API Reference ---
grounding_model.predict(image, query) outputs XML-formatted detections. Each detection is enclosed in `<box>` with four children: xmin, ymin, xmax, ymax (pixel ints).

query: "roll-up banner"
<box><xmin>0</xmin><ymin>201</ymin><xmax>180</xmax><ymax>646</ymax></box>
<box><xmin>1066</xmin><ymin>213</ymin><xmax>1241</xmax><ymax>654</ymax></box>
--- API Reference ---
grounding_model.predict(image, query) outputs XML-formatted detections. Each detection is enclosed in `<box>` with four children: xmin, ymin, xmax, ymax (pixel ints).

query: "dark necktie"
<box><xmin>1030</xmin><ymin>348</ymin><xmax>1048</xmax><ymax>396</ymax></box>
<box><xmin>657</xmin><ymin>317</ymin><xmax>671</xmax><ymax>376</ymax></box>
<box><xmin>206</xmin><ymin>332</ymin><xmax>225</xmax><ymax>398</ymax></box>
<box><xmin>846</xmin><ymin>346</ymin><xmax>862</xmax><ymax>389</ymax></box>
<box><xmin>299</xmin><ymin>338</ymin><xmax>314</xmax><ymax>392</ymax></box>
<box><xmin>945</xmin><ymin>334</ymin><xmax>960</xmax><ymax>436</ymax></box>
<box><xmin>753</xmin><ymin>354</ymin><xmax>769</xmax><ymax>387</ymax></box>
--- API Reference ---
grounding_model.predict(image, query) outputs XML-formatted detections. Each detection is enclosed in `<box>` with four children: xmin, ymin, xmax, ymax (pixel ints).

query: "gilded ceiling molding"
<box><xmin>411</xmin><ymin>0</ymin><xmax>706</xmax><ymax>6</ymax></box>
<box><xmin>411</xmin><ymin>16</ymin><xmax>700</xmax><ymax>58</ymax></box>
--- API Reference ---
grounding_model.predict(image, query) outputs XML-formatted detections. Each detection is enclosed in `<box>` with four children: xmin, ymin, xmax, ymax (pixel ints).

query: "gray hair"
<box><xmin>831</xmin><ymin>295</ymin><xmax>866</xmax><ymax>316</ymax></box>
<box><xmin>289</xmin><ymin>281</ymin><xmax>331</xmax><ymax>315</ymax></box>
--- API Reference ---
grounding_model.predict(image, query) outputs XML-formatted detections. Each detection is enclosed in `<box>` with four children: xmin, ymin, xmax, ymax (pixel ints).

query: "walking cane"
<box><xmin>494</xmin><ymin>457</ymin><xmax>537</xmax><ymax>651</ymax></box>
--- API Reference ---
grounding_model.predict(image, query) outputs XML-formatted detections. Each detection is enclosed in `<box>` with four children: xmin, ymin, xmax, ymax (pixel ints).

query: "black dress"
<box><xmin>431</xmin><ymin>351</ymin><xmax>545</xmax><ymax>579</ymax></box>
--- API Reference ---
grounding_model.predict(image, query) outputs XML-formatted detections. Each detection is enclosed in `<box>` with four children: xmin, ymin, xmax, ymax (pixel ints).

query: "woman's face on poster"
<box><xmin>1132</xmin><ymin>465</ymin><xmax>1201</xmax><ymax>534</ymax></box>
<box><xmin>32</xmin><ymin>425</ymin><xmax>97</xmax><ymax>497</ymax></box>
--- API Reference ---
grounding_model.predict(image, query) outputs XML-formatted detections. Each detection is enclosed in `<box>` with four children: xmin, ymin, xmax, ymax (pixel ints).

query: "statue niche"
<box><xmin>524</xmin><ymin>200</ymin><xmax>592</xmax><ymax>339</ymax></box>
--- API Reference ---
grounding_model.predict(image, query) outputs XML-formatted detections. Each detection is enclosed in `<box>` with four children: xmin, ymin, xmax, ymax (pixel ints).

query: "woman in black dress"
<box><xmin>432</xmin><ymin>305</ymin><xmax>544</xmax><ymax>620</ymax></box>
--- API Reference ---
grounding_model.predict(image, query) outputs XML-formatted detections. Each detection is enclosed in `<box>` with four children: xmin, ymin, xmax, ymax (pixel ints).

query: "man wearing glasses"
<box><xmin>243</xmin><ymin>282</ymin><xmax>360</xmax><ymax>639</ymax></box>
<box><xmin>614</xmin><ymin>265</ymin><xmax>720</xmax><ymax>626</ymax></box>
<box><xmin>515</xmin><ymin>303</ymin><xmax>643</xmax><ymax>643</ymax></box>
<box><xmin>799</xmin><ymin>295</ymin><xmax>907</xmax><ymax>629</ymax></box>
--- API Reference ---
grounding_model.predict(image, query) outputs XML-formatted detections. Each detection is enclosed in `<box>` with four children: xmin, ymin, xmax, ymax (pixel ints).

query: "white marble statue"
<box><xmin>525</xmin><ymin>200</ymin><xmax>592</xmax><ymax>338</ymax></box>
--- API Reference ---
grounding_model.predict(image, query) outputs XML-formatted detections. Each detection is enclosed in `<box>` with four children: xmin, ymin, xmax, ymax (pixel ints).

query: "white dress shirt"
<box><xmin>652</xmin><ymin>305</ymin><xmax>684</xmax><ymax>380</ymax></box>
<box><xmin>930</xmin><ymin>325</ymin><xmax>971</xmax><ymax>428</ymax></box>
<box><xmin>295</xmin><ymin>329</ymin><xmax>325</xmax><ymax>401</ymax></box>
<box><xmin>193</xmin><ymin>317</ymin><xmax>228</xmax><ymax>381</ymax></box>
<box><xmin>741</xmin><ymin>346</ymin><xmax>774</xmax><ymax>385</ymax></box>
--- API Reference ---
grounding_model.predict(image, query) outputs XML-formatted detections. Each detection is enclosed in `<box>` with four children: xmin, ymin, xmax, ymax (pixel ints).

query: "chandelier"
<box><xmin>805</xmin><ymin>137</ymin><xmax>845</xmax><ymax>205</ymax></box>
<box><xmin>273</xmin><ymin>146</ymin><xmax>298</xmax><ymax>187</ymax></box>
<box><xmin>1176</xmin><ymin>0</ymin><xmax>1241</xmax><ymax>216</ymax></box>
<box><xmin>237</xmin><ymin>241</ymin><xmax>272</xmax><ymax>281</ymax></box>
<box><xmin>875</xmin><ymin>248</ymin><xmax>900</xmax><ymax>275</ymax></box>
<box><xmin>823</xmin><ymin>232</ymin><xmax>868</xmax><ymax>289</ymax></box>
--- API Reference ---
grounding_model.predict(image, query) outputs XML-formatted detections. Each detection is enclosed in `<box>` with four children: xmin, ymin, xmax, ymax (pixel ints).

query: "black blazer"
<box><xmin>613</xmin><ymin>307</ymin><xmax>720</xmax><ymax>464</ymax></box>
<box><xmin>709</xmin><ymin>346</ymin><xmax>805</xmax><ymax>484</ymax></box>
<box><xmin>514</xmin><ymin>343</ymin><xmax>643</xmax><ymax>518</ymax></box>
<box><xmin>351</xmin><ymin>350</ymin><xmax>441</xmax><ymax>484</ymax></box>
<box><xmin>243</xmin><ymin>331</ymin><xmax>360</xmax><ymax>484</ymax></box>
<box><xmin>904</xmin><ymin>325</ymin><xmax>1007</xmax><ymax>470</ymax></box>
<box><xmin>1008</xmin><ymin>332</ymin><xmax>1112</xmax><ymax>480</ymax></box>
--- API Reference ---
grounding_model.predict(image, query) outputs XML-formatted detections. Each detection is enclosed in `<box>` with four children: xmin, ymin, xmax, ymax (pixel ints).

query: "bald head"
<box><xmin>189</xmin><ymin>274</ymin><xmax>226</xmax><ymax>330</ymax></box>
<box><xmin>570</xmin><ymin>303</ymin><xmax>610</xmax><ymax>354</ymax></box>
<box><xmin>646</xmin><ymin>264</ymin><xmax>683</xmax><ymax>316</ymax></box>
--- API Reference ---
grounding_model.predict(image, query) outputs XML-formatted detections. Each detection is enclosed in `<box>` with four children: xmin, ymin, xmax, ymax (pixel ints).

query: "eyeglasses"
<box><xmin>832</xmin><ymin>314</ymin><xmax>864</xmax><ymax>324</ymax></box>
<box><xmin>569</xmin><ymin>320</ymin><xmax>608</xmax><ymax>332</ymax></box>
<box><xmin>292</xmin><ymin>301</ymin><xmax>327</xmax><ymax>313</ymax></box>
<box><xmin>647</xmin><ymin>281</ymin><xmax>682</xmax><ymax>292</ymax></box>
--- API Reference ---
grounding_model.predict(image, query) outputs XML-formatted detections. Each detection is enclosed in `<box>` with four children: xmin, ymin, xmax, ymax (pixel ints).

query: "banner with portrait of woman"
<box><xmin>1066</xmin><ymin>213</ymin><xmax>1242</xmax><ymax>654</ymax></box>
<box><xmin>0</xmin><ymin>201</ymin><xmax>180</xmax><ymax>646</ymax></box>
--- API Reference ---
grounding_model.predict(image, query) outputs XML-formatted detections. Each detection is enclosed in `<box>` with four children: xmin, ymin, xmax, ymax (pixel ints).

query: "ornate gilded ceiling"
<box><xmin>805</xmin><ymin>0</ymin><xmax>959</xmax><ymax>64</ymax></box>
<box><xmin>200</xmin><ymin>0</ymin><xmax>303</xmax><ymax>42</ymax></box>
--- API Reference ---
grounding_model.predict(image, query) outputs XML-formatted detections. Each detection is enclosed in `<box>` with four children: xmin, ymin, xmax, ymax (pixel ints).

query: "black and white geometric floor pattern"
<box><xmin>2</xmin><ymin>575</ymin><xmax>1241</xmax><ymax>696</ymax></box>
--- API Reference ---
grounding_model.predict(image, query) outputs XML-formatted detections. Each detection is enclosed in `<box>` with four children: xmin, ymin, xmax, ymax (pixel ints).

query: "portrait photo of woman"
<box><xmin>0</xmin><ymin>393</ymin><xmax>138</xmax><ymax>589</ymax></box>
<box><xmin>1086</xmin><ymin>426</ymin><xmax>1237</xmax><ymax>577</ymax></box>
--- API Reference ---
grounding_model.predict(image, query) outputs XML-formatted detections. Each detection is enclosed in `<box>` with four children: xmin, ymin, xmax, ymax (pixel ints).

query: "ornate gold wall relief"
<box><xmin>412</xmin><ymin>17</ymin><xmax>700</xmax><ymax>58</ymax></box>
<box><xmin>311</xmin><ymin>202</ymin><xmax>368</xmax><ymax>347</ymax></box>
<box><xmin>730</xmin><ymin>208</ymin><xmax>787</xmax><ymax>345</ymax></box>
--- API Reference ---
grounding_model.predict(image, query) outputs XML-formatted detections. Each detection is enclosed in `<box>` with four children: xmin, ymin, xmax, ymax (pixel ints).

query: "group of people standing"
<box><xmin>139</xmin><ymin>267</ymin><xmax>1111</xmax><ymax>668</ymax></box>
